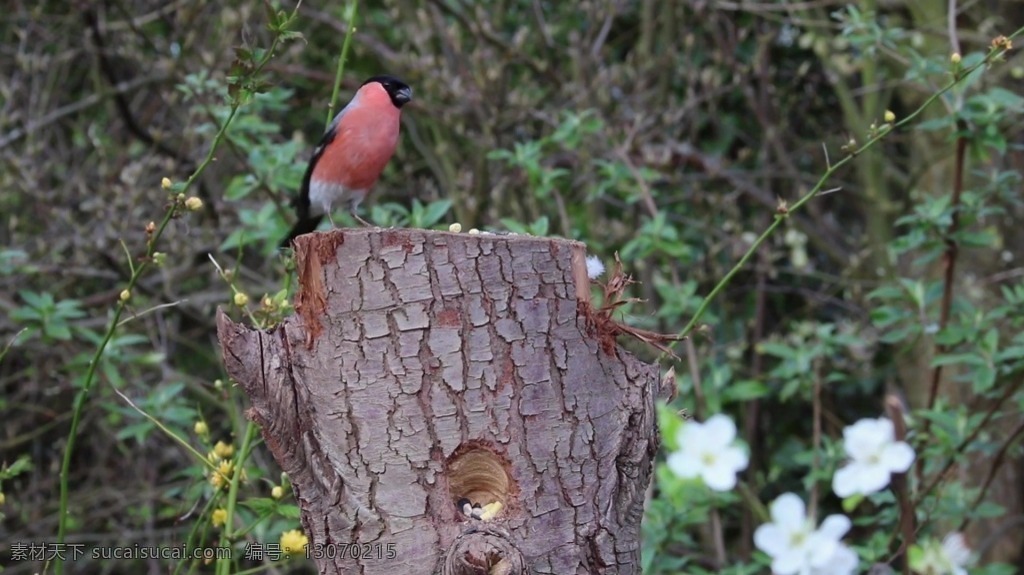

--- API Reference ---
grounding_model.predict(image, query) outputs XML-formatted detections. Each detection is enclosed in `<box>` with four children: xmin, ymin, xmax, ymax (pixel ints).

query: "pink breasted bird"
<box><xmin>281</xmin><ymin>75</ymin><xmax>412</xmax><ymax>246</ymax></box>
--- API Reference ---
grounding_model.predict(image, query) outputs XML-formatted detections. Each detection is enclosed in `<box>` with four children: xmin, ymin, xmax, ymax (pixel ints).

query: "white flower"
<box><xmin>911</xmin><ymin>532</ymin><xmax>971</xmax><ymax>575</ymax></box>
<box><xmin>832</xmin><ymin>417</ymin><xmax>915</xmax><ymax>498</ymax></box>
<box><xmin>585</xmin><ymin>255</ymin><xmax>605</xmax><ymax>279</ymax></box>
<box><xmin>666</xmin><ymin>414</ymin><xmax>748</xmax><ymax>491</ymax></box>
<box><xmin>754</xmin><ymin>493</ymin><xmax>858</xmax><ymax>575</ymax></box>
<box><xmin>818</xmin><ymin>543</ymin><xmax>859</xmax><ymax>575</ymax></box>
<box><xmin>942</xmin><ymin>533</ymin><xmax>971</xmax><ymax>571</ymax></box>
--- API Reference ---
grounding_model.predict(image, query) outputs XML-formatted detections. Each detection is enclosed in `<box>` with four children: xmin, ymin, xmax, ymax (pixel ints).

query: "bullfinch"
<box><xmin>281</xmin><ymin>75</ymin><xmax>412</xmax><ymax>247</ymax></box>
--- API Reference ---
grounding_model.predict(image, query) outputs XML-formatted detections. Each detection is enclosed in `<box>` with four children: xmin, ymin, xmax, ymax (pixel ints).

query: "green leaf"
<box><xmin>755</xmin><ymin>342</ymin><xmax>796</xmax><ymax>360</ymax></box>
<box><xmin>995</xmin><ymin>346</ymin><xmax>1024</xmax><ymax>363</ymax></box>
<box><xmin>974</xmin><ymin>365</ymin><xmax>996</xmax><ymax>392</ymax></box>
<box><xmin>241</xmin><ymin>497</ymin><xmax>278</xmax><ymax>516</ymax></box>
<box><xmin>723</xmin><ymin>380</ymin><xmax>770</xmax><ymax>402</ymax></box>
<box><xmin>841</xmin><ymin>493</ymin><xmax>864</xmax><ymax>513</ymax></box>
<box><xmin>985</xmin><ymin>87</ymin><xmax>1024</xmax><ymax>111</ymax></box>
<box><xmin>420</xmin><ymin>199</ymin><xmax>453</xmax><ymax>228</ymax></box>
<box><xmin>277</xmin><ymin>504</ymin><xmax>301</xmax><ymax>519</ymax></box>
<box><xmin>955</xmin><ymin>230</ymin><xmax>997</xmax><ymax>248</ymax></box>
<box><xmin>879</xmin><ymin>323</ymin><xmax>919</xmax><ymax>344</ymax></box>
<box><xmin>18</xmin><ymin>290</ymin><xmax>51</xmax><ymax>309</ymax></box>
<box><xmin>930</xmin><ymin>352</ymin><xmax>986</xmax><ymax>368</ymax></box>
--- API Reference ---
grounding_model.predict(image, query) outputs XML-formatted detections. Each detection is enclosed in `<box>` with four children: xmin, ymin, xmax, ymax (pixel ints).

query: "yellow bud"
<box><xmin>448</xmin><ymin>223</ymin><xmax>462</xmax><ymax>233</ymax></box>
<box><xmin>212</xmin><ymin>508</ymin><xmax>228</xmax><ymax>527</ymax></box>
<box><xmin>194</xmin><ymin>420</ymin><xmax>209</xmax><ymax>436</ymax></box>
<box><xmin>468</xmin><ymin>228</ymin><xmax>480</xmax><ymax>235</ymax></box>
<box><xmin>280</xmin><ymin>529</ymin><xmax>309</xmax><ymax>555</ymax></box>
<box><xmin>233</xmin><ymin>292</ymin><xmax>249</xmax><ymax>307</ymax></box>
<box><xmin>951</xmin><ymin>52</ymin><xmax>961</xmax><ymax>64</ymax></box>
<box><xmin>185</xmin><ymin>196</ymin><xmax>204</xmax><ymax>211</ymax></box>
<box><xmin>272</xmin><ymin>485</ymin><xmax>285</xmax><ymax>500</ymax></box>
<box><xmin>214</xmin><ymin>379</ymin><xmax>224</xmax><ymax>389</ymax></box>
<box><xmin>161</xmin><ymin>177</ymin><xmax>172</xmax><ymax>190</ymax></box>
<box><xmin>884</xmin><ymin>110</ymin><xmax>895</xmax><ymax>123</ymax></box>
<box><xmin>119</xmin><ymin>289</ymin><xmax>131</xmax><ymax>302</ymax></box>
<box><xmin>213</xmin><ymin>441</ymin><xmax>234</xmax><ymax>459</ymax></box>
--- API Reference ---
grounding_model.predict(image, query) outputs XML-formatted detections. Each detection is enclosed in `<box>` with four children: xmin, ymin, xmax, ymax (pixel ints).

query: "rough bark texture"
<box><xmin>218</xmin><ymin>228</ymin><xmax>661</xmax><ymax>574</ymax></box>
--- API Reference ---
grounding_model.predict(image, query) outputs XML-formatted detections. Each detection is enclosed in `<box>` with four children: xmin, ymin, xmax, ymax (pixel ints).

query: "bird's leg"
<box><xmin>326</xmin><ymin>211</ymin><xmax>337</xmax><ymax>228</ymax></box>
<box><xmin>352</xmin><ymin>210</ymin><xmax>374</xmax><ymax>227</ymax></box>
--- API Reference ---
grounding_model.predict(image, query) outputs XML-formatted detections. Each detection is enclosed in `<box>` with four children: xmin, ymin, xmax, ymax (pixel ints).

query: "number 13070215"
<box><xmin>306</xmin><ymin>543</ymin><xmax>398</xmax><ymax>560</ymax></box>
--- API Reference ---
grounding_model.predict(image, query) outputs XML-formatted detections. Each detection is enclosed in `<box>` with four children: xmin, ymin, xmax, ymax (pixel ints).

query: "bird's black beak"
<box><xmin>395</xmin><ymin>86</ymin><xmax>413</xmax><ymax>107</ymax></box>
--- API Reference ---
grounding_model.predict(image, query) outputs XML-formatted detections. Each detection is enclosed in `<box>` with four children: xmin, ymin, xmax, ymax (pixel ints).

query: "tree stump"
<box><xmin>217</xmin><ymin>228</ymin><xmax>661</xmax><ymax>574</ymax></box>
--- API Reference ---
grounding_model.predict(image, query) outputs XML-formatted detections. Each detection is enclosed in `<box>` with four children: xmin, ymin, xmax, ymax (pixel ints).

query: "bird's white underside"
<box><xmin>308</xmin><ymin>180</ymin><xmax>368</xmax><ymax>216</ymax></box>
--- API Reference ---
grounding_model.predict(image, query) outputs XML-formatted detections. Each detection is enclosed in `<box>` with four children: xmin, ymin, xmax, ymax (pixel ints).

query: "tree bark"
<box><xmin>217</xmin><ymin>228</ymin><xmax>661</xmax><ymax>574</ymax></box>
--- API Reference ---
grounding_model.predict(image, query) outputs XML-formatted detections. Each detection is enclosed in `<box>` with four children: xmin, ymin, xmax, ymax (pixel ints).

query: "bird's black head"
<box><xmin>363</xmin><ymin>75</ymin><xmax>412</xmax><ymax>108</ymax></box>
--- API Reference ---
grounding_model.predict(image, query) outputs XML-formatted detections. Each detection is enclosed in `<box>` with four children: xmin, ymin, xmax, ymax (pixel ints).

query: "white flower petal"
<box><xmin>717</xmin><ymin>446</ymin><xmax>749</xmax><ymax>473</ymax></box>
<box><xmin>832</xmin><ymin>465</ymin><xmax>859</xmax><ymax>498</ymax></box>
<box><xmin>812</xmin><ymin>543</ymin><xmax>858</xmax><ymax>575</ymax></box>
<box><xmin>843</xmin><ymin>418</ymin><xmax>889</xmax><ymax>459</ymax></box>
<box><xmin>702</xmin><ymin>414</ymin><xmax>738</xmax><ymax>445</ymax></box>
<box><xmin>754</xmin><ymin>524</ymin><xmax>788</xmax><ymax>557</ymax></box>
<box><xmin>770</xmin><ymin>493</ymin><xmax>807</xmax><ymax>528</ymax></box>
<box><xmin>833</xmin><ymin>461</ymin><xmax>892</xmax><ymax>496</ymax></box>
<box><xmin>677</xmin><ymin>419</ymin><xmax>711</xmax><ymax>446</ymax></box>
<box><xmin>807</xmin><ymin>534</ymin><xmax>839</xmax><ymax>567</ymax></box>
<box><xmin>666</xmin><ymin>451</ymin><xmax>700</xmax><ymax>479</ymax></box>
<box><xmin>703</xmin><ymin>464</ymin><xmax>738</xmax><ymax>491</ymax></box>
<box><xmin>942</xmin><ymin>532</ymin><xmax>971</xmax><ymax>566</ymax></box>
<box><xmin>855</xmin><ymin>462</ymin><xmax>893</xmax><ymax>494</ymax></box>
<box><xmin>864</xmin><ymin>417</ymin><xmax>894</xmax><ymax>440</ymax></box>
<box><xmin>771</xmin><ymin>548</ymin><xmax>804</xmax><ymax>575</ymax></box>
<box><xmin>881</xmin><ymin>442</ymin><xmax>915</xmax><ymax>473</ymax></box>
<box><xmin>818</xmin><ymin>514</ymin><xmax>852</xmax><ymax>540</ymax></box>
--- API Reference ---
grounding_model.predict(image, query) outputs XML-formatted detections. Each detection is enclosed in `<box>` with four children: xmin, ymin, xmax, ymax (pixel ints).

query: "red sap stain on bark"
<box><xmin>294</xmin><ymin>232</ymin><xmax>346</xmax><ymax>348</ymax></box>
<box><xmin>382</xmin><ymin>229</ymin><xmax>415</xmax><ymax>253</ymax></box>
<box><xmin>436</xmin><ymin>308</ymin><xmax>461</xmax><ymax>327</ymax></box>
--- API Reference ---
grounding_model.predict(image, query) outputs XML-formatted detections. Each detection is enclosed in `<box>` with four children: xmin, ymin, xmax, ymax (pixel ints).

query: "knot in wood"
<box><xmin>442</xmin><ymin>528</ymin><xmax>526</xmax><ymax>575</ymax></box>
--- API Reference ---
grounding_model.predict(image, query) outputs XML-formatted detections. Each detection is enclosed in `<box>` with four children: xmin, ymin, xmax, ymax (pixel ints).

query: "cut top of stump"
<box><xmin>292</xmin><ymin>228</ymin><xmax>594</xmax><ymax>349</ymax></box>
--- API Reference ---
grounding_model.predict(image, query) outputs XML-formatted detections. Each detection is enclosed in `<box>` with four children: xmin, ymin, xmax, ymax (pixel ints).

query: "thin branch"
<box><xmin>958</xmin><ymin>417</ymin><xmax>1024</xmax><ymax>532</ymax></box>
<box><xmin>668</xmin><ymin>33</ymin><xmax>1020</xmax><ymax>345</ymax></box>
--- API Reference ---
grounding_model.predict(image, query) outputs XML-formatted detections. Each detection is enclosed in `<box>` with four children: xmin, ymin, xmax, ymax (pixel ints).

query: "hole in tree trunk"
<box><xmin>446</xmin><ymin>443</ymin><xmax>515</xmax><ymax>521</ymax></box>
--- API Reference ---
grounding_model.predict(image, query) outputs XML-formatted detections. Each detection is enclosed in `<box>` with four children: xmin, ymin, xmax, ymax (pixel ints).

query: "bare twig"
<box><xmin>958</xmin><ymin>418</ymin><xmax>1024</xmax><ymax>532</ymax></box>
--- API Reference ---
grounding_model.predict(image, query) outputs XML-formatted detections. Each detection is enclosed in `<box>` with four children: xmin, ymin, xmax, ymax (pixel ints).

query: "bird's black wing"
<box><xmin>280</xmin><ymin>125</ymin><xmax>339</xmax><ymax>248</ymax></box>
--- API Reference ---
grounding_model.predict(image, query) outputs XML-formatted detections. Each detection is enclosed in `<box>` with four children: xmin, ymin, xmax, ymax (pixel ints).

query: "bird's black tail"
<box><xmin>279</xmin><ymin>215</ymin><xmax>324</xmax><ymax>248</ymax></box>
